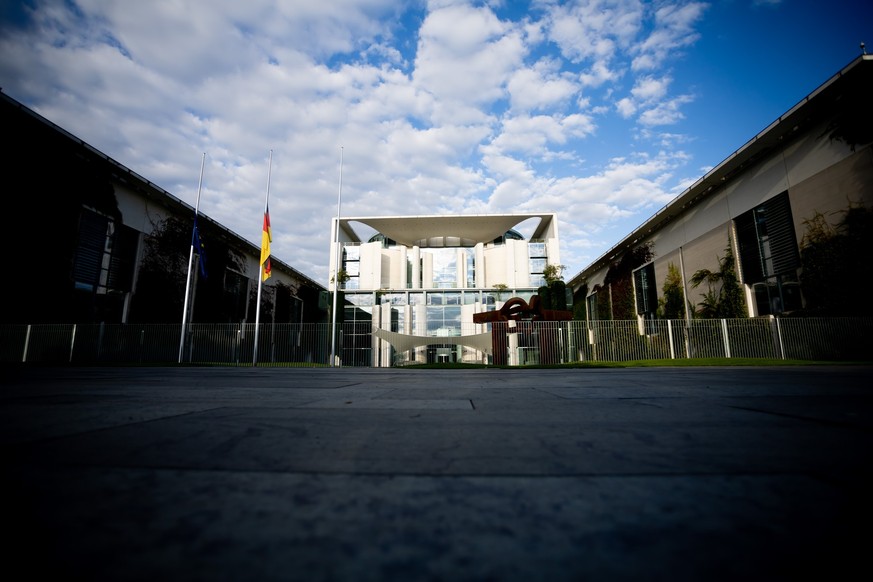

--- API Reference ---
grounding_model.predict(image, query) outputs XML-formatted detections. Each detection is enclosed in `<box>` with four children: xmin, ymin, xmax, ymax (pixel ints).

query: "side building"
<box><xmin>568</xmin><ymin>53</ymin><xmax>873</xmax><ymax>325</ymax></box>
<box><xmin>1</xmin><ymin>91</ymin><xmax>325</xmax><ymax>327</ymax></box>
<box><xmin>328</xmin><ymin>214</ymin><xmax>561</xmax><ymax>366</ymax></box>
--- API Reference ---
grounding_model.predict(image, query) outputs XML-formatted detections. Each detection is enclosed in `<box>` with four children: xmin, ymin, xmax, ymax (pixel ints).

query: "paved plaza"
<box><xmin>3</xmin><ymin>365</ymin><xmax>872</xmax><ymax>581</ymax></box>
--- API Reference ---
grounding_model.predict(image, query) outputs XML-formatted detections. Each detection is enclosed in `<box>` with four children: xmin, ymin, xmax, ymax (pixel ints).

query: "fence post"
<box><xmin>667</xmin><ymin>320</ymin><xmax>675</xmax><ymax>359</ymax></box>
<box><xmin>773</xmin><ymin>316</ymin><xmax>786</xmax><ymax>360</ymax></box>
<box><xmin>22</xmin><ymin>324</ymin><xmax>31</xmax><ymax>363</ymax></box>
<box><xmin>684</xmin><ymin>322</ymin><xmax>691</xmax><ymax>359</ymax></box>
<box><xmin>69</xmin><ymin>323</ymin><xmax>77</xmax><ymax>363</ymax></box>
<box><xmin>721</xmin><ymin>319</ymin><xmax>731</xmax><ymax>358</ymax></box>
<box><xmin>236</xmin><ymin>325</ymin><xmax>241</xmax><ymax>364</ymax></box>
<box><xmin>588</xmin><ymin>323</ymin><xmax>597</xmax><ymax>362</ymax></box>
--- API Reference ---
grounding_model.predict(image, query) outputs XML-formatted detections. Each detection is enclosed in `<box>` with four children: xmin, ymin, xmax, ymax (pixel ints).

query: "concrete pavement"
<box><xmin>2</xmin><ymin>365</ymin><xmax>872</xmax><ymax>581</ymax></box>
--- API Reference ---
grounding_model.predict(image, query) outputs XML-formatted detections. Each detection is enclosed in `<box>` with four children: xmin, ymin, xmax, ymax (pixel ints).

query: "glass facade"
<box><xmin>425</xmin><ymin>248</ymin><xmax>457</xmax><ymax>288</ymax></box>
<box><xmin>341</xmin><ymin>244</ymin><xmax>360</xmax><ymax>290</ymax></box>
<box><xmin>529</xmin><ymin>241</ymin><xmax>547</xmax><ymax>287</ymax></box>
<box><xmin>332</xmin><ymin>219</ymin><xmax>559</xmax><ymax>366</ymax></box>
<box><xmin>339</xmin><ymin>287</ymin><xmax>544</xmax><ymax>365</ymax></box>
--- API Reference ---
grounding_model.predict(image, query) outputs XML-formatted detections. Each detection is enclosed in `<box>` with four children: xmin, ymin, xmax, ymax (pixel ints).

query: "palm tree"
<box><xmin>689</xmin><ymin>241</ymin><xmax>746</xmax><ymax>318</ymax></box>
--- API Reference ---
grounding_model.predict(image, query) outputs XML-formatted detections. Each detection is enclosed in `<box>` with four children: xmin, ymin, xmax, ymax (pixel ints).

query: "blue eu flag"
<box><xmin>192</xmin><ymin>218</ymin><xmax>207</xmax><ymax>278</ymax></box>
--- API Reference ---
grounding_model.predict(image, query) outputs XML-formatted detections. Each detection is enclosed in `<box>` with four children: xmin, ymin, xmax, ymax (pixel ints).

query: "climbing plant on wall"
<box><xmin>657</xmin><ymin>262</ymin><xmax>686</xmax><ymax>320</ymax></box>
<box><xmin>603</xmin><ymin>243</ymin><xmax>654</xmax><ymax>320</ymax></box>
<box><xmin>799</xmin><ymin>204</ymin><xmax>873</xmax><ymax>315</ymax></box>
<box><xmin>689</xmin><ymin>240</ymin><xmax>746</xmax><ymax>319</ymax></box>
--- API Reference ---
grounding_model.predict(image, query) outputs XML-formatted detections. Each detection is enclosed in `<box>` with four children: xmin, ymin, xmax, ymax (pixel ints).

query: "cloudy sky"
<box><xmin>1</xmin><ymin>0</ymin><xmax>870</xmax><ymax>285</ymax></box>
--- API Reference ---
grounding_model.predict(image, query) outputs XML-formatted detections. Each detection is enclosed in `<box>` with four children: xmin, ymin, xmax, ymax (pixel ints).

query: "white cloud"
<box><xmin>578</xmin><ymin>60</ymin><xmax>620</xmax><ymax>88</ymax></box>
<box><xmin>507</xmin><ymin>60</ymin><xmax>579</xmax><ymax>111</ymax></box>
<box><xmin>632</xmin><ymin>2</ymin><xmax>707</xmax><ymax>71</ymax></box>
<box><xmin>638</xmin><ymin>93</ymin><xmax>695</xmax><ymax>126</ymax></box>
<box><xmin>616</xmin><ymin>97</ymin><xmax>637</xmax><ymax>118</ymax></box>
<box><xmin>413</xmin><ymin>3</ymin><xmax>526</xmax><ymax>108</ymax></box>
<box><xmin>545</xmin><ymin>0</ymin><xmax>644</xmax><ymax>63</ymax></box>
<box><xmin>0</xmin><ymin>0</ymin><xmax>725</xmax><ymax>281</ymax></box>
<box><xmin>631</xmin><ymin>75</ymin><xmax>671</xmax><ymax>102</ymax></box>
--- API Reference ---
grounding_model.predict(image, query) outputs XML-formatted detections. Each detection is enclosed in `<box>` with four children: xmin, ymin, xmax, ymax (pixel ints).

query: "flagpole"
<box><xmin>330</xmin><ymin>146</ymin><xmax>343</xmax><ymax>367</ymax></box>
<box><xmin>253</xmin><ymin>150</ymin><xmax>273</xmax><ymax>366</ymax></box>
<box><xmin>178</xmin><ymin>152</ymin><xmax>206</xmax><ymax>364</ymax></box>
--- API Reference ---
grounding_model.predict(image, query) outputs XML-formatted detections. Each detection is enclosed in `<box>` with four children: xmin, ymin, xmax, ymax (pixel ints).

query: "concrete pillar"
<box><xmin>423</xmin><ymin>252</ymin><xmax>434</xmax><ymax>288</ymax></box>
<box><xmin>475</xmin><ymin>243</ymin><xmax>485</xmax><ymax>288</ymax></box>
<box><xmin>412</xmin><ymin>246</ymin><xmax>421</xmax><ymax>289</ymax></box>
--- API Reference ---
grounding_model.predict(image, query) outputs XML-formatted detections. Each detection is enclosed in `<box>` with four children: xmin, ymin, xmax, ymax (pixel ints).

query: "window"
<box><xmin>465</xmin><ymin>248</ymin><xmax>475</xmax><ymax>288</ymax></box>
<box><xmin>735</xmin><ymin>191</ymin><xmax>800</xmax><ymax>284</ymax></box>
<box><xmin>424</xmin><ymin>248</ymin><xmax>459</xmax><ymax>288</ymax></box>
<box><xmin>341</xmin><ymin>244</ymin><xmax>360</xmax><ymax>289</ymax></box>
<box><xmin>529</xmin><ymin>241</ymin><xmax>547</xmax><ymax>287</ymax></box>
<box><xmin>462</xmin><ymin>291</ymin><xmax>480</xmax><ymax>304</ymax></box>
<box><xmin>734</xmin><ymin>191</ymin><xmax>802</xmax><ymax>315</ymax></box>
<box><xmin>380</xmin><ymin>293</ymin><xmax>407</xmax><ymax>306</ymax></box>
<box><xmin>633</xmin><ymin>262</ymin><xmax>657</xmax><ymax>316</ymax></box>
<box><xmin>224</xmin><ymin>270</ymin><xmax>249</xmax><ymax>321</ymax></box>
<box><xmin>73</xmin><ymin>208</ymin><xmax>111</xmax><ymax>292</ymax></box>
<box><xmin>753</xmin><ymin>273</ymin><xmax>803</xmax><ymax>316</ymax></box>
<box><xmin>586</xmin><ymin>292</ymin><xmax>598</xmax><ymax>321</ymax></box>
<box><xmin>73</xmin><ymin>207</ymin><xmax>137</xmax><ymax>295</ymax></box>
<box><xmin>426</xmin><ymin>305</ymin><xmax>462</xmax><ymax>335</ymax></box>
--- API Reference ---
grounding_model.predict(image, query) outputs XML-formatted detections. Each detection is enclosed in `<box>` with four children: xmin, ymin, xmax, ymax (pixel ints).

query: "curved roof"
<box><xmin>338</xmin><ymin>214</ymin><xmax>557</xmax><ymax>247</ymax></box>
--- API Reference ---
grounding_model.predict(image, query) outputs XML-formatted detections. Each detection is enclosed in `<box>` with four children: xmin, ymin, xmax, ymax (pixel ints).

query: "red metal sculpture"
<box><xmin>473</xmin><ymin>296</ymin><xmax>572</xmax><ymax>365</ymax></box>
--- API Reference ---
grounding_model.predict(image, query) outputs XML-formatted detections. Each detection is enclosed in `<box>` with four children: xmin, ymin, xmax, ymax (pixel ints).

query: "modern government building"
<box><xmin>566</xmin><ymin>52</ymin><xmax>871</xmax><ymax>323</ymax></box>
<box><xmin>326</xmin><ymin>52</ymin><xmax>872</xmax><ymax>365</ymax></box>
<box><xmin>328</xmin><ymin>214</ymin><xmax>561</xmax><ymax>365</ymax></box>
<box><xmin>1</xmin><ymin>52</ymin><xmax>870</xmax><ymax>366</ymax></box>
<box><xmin>1</xmin><ymin>90</ymin><xmax>326</xmax><ymax>329</ymax></box>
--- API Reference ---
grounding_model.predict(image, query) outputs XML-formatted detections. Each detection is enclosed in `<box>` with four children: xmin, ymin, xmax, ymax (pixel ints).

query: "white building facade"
<box><xmin>328</xmin><ymin>214</ymin><xmax>560</xmax><ymax>366</ymax></box>
<box><xmin>568</xmin><ymin>53</ymin><xmax>872</xmax><ymax>327</ymax></box>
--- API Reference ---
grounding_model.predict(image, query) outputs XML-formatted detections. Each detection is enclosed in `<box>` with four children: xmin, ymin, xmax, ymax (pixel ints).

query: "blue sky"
<box><xmin>1</xmin><ymin>0</ymin><xmax>870</xmax><ymax>285</ymax></box>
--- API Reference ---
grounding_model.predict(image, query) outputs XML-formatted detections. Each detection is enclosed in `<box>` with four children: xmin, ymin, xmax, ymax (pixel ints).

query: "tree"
<box><xmin>572</xmin><ymin>283</ymin><xmax>589</xmax><ymax>321</ymax></box>
<box><xmin>689</xmin><ymin>240</ymin><xmax>746</xmax><ymax>318</ymax></box>
<box><xmin>331</xmin><ymin>269</ymin><xmax>350</xmax><ymax>287</ymax></box>
<box><xmin>129</xmin><ymin>215</ymin><xmax>247</xmax><ymax>323</ymax></box>
<box><xmin>542</xmin><ymin>264</ymin><xmax>566</xmax><ymax>285</ymax></box>
<box><xmin>825</xmin><ymin>75</ymin><xmax>873</xmax><ymax>152</ymax></box>
<box><xmin>799</xmin><ymin>204</ymin><xmax>873</xmax><ymax>315</ymax></box>
<box><xmin>129</xmin><ymin>216</ymin><xmax>190</xmax><ymax>322</ymax></box>
<box><xmin>538</xmin><ymin>264</ymin><xmax>568</xmax><ymax>311</ymax></box>
<box><xmin>657</xmin><ymin>262</ymin><xmax>686</xmax><ymax>319</ymax></box>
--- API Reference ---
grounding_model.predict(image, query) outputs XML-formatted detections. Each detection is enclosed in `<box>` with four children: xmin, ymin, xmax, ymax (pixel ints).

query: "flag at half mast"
<box><xmin>261</xmin><ymin>205</ymin><xmax>272</xmax><ymax>281</ymax></box>
<box><xmin>192</xmin><ymin>217</ymin><xmax>207</xmax><ymax>278</ymax></box>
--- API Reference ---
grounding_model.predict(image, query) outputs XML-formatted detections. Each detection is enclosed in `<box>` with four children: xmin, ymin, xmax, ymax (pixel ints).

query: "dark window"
<box><xmin>735</xmin><ymin>191</ymin><xmax>800</xmax><ymax>284</ymax></box>
<box><xmin>735</xmin><ymin>192</ymin><xmax>802</xmax><ymax>315</ymax></box>
<box><xmin>107</xmin><ymin>224</ymin><xmax>138</xmax><ymax>292</ymax></box>
<box><xmin>223</xmin><ymin>270</ymin><xmax>249</xmax><ymax>321</ymax></box>
<box><xmin>73</xmin><ymin>208</ymin><xmax>109</xmax><ymax>291</ymax></box>
<box><xmin>633</xmin><ymin>262</ymin><xmax>658</xmax><ymax>316</ymax></box>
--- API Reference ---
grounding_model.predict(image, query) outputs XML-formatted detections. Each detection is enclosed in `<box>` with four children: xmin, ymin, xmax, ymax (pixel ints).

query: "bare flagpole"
<box><xmin>253</xmin><ymin>150</ymin><xmax>273</xmax><ymax>366</ymax></box>
<box><xmin>330</xmin><ymin>146</ymin><xmax>344</xmax><ymax>367</ymax></box>
<box><xmin>178</xmin><ymin>152</ymin><xmax>206</xmax><ymax>363</ymax></box>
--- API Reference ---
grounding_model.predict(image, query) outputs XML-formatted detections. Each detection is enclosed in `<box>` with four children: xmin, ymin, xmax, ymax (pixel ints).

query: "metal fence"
<box><xmin>1</xmin><ymin>317</ymin><xmax>871</xmax><ymax>366</ymax></box>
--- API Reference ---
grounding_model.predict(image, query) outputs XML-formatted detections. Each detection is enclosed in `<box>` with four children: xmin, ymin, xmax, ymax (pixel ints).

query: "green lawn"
<box><xmin>404</xmin><ymin>358</ymin><xmax>870</xmax><ymax>369</ymax></box>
